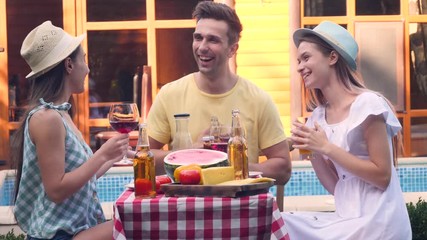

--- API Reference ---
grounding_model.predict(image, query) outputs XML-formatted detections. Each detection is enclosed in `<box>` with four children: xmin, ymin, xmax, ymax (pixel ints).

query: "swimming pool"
<box><xmin>1</xmin><ymin>157</ymin><xmax>426</xmax><ymax>206</ymax></box>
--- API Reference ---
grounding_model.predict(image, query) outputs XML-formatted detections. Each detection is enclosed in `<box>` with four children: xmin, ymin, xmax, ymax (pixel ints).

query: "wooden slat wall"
<box><xmin>235</xmin><ymin>0</ymin><xmax>291</xmax><ymax>135</ymax></box>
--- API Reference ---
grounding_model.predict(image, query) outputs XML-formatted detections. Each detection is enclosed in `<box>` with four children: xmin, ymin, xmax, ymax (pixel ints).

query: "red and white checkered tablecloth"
<box><xmin>113</xmin><ymin>189</ymin><xmax>290</xmax><ymax>240</ymax></box>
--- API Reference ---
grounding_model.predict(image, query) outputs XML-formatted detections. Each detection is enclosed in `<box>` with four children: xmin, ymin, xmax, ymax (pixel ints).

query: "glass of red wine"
<box><xmin>108</xmin><ymin>103</ymin><xmax>140</xmax><ymax>159</ymax></box>
<box><xmin>211</xmin><ymin>125</ymin><xmax>231</xmax><ymax>153</ymax></box>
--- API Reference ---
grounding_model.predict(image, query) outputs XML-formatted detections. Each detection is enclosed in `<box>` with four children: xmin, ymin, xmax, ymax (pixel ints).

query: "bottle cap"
<box><xmin>202</xmin><ymin>136</ymin><xmax>214</xmax><ymax>141</ymax></box>
<box><xmin>174</xmin><ymin>113</ymin><xmax>190</xmax><ymax>118</ymax></box>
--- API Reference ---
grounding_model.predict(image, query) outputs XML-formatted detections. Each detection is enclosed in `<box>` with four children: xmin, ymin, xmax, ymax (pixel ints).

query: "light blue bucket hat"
<box><xmin>293</xmin><ymin>20</ymin><xmax>358</xmax><ymax>70</ymax></box>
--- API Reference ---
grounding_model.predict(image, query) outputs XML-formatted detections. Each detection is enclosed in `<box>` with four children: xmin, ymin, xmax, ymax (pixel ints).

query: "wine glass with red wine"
<box><xmin>108</xmin><ymin>103</ymin><xmax>140</xmax><ymax>159</ymax></box>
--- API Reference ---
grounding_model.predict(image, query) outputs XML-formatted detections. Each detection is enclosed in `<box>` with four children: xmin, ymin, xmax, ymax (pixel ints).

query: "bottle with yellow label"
<box><xmin>133</xmin><ymin>123</ymin><xmax>156</xmax><ymax>198</ymax></box>
<box><xmin>227</xmin><ymin>109</ymin><xmax>248</xmax><ymax>180</ymax></box>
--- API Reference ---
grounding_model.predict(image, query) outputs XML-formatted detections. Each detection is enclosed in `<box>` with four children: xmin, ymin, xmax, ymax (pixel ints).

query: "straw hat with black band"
<box><xmin>20</xmin><ymin>21</ymin><xmax>85</xmax><ymax>79</ymax></box>
<box><xmin>293</xmin><ymin>20</ymin><xmax>358</xmax><ymax>70</ymax></box>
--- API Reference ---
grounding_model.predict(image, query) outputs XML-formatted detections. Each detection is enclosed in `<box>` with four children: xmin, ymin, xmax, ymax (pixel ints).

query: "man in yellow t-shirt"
<box><xmin>147</xmin><ymin>1</ymin><xmax>291</xmax><ymax>185</ymax></box>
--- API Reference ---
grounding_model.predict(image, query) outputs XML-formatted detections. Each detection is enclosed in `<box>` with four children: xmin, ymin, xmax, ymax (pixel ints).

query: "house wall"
<box><xmin>235</xmin><ymin>0</ymin><xmax>292</xmax><ymax>135</ymax></box>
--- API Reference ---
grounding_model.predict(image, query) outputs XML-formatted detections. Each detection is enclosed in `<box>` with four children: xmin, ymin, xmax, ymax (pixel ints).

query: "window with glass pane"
<box><xmin>409</xmin><ymin>23</ymin><xmax>427</xmax><ymax>110</ymax></box>
<box><xmin>87</xmin><ymin>30</ymin><xmax>147</xmax><ymax>119</ymax></box>
<box><xmin>87</xmin><ymin>0</ymin><xmax>146</xmax><ymax>21</ymax></box>
<box><xmin>355</xmin><ymin>22</ymin><xmax>404</xmax><ymax>112</ymax></box>
<box><xmin>303</xmin><ymin>24</ymin><xmax>347</xmax><ymax>31</ymax></box>
<box><xmin>90</xmin><ymin>126</ymin><xmax>108</xmax><ymax>152</ymax></box>
<box><xmin>156</xmin><ymin>28</ymin><xmax>198</xmax><ymax>88</ymax></box>
<box><xmin>411</xmin><ymin>117</ymin><xmax>427</xmax><ymax>157</ymax></box>
<box><xmin>155</xmin><ymin>0</ymin><xmax>207</xmax><ymax>20</ymax></box>
<box><xmin>6</xmin><ymin>0</ymin><xmax>63</xmax><ymax>122</ymax></box>
<box><xmin>398</xmin><ymin>117</ymin><xmax>404</xmax><ymax>157</ymax></box>
<box><xmin>304</xmin><ymin>0</ymin><xmax>346</xmax><ymax>16</ymax></box>
<box><xmin>409</xmin><ymin>0</ymin><xmax>427</xmax><ymax>15</ymax></box>
<box><xmin>356</xmin><ymin>0</ymin><xmax>400</xmax><ymax>15</ymax></box>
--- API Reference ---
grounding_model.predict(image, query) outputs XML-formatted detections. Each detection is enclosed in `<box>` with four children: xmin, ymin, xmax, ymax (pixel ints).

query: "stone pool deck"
<box><xmin>2</xmin><ymin>192</ymin><xmax>427</xmax><ymax>235</ymax></box>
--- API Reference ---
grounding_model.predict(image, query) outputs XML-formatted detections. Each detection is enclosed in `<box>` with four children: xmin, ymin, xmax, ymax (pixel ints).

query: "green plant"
<box><xmin>0</xmin><ymin>229</ymin><xmax>25</xmax><ymax>240</ymax></box>
<box><xmin>407</xmin><ymin>197</ymin><xmax>427</xmax><ymax>240</ymax></box>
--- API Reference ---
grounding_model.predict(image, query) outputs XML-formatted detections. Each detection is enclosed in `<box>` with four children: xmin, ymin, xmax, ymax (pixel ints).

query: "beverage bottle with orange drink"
<box><xmin>133</xmin><ymin>123</ymin><xmax>156</xmax><ymax>198</ymax></box>
<box><xmin>227</xmin><ymin>109</ymin><xmax>249</xmax><ymax>180</ymax></box>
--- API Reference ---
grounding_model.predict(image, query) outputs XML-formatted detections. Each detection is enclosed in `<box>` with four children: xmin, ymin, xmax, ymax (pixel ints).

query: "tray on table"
<box><xmin>160</xmin><ymin>181</ymin><xmax>274</xmax><ymax>198</ymax></box>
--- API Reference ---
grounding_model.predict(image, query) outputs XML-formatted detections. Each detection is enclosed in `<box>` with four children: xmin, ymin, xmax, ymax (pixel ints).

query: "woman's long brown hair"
<box><xmin>298</xmin><ymin>35</ymin><xmax>403</xmax><ymax>166</ymax></box>
<box><xmin>11</xmin><ymin>47</ymin><xmax>80</xmax><ymax>201</ymax></box>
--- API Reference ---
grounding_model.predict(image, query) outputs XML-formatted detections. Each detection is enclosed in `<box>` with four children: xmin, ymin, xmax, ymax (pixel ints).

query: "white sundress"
<box><xmin>282</xmin><ymin>92</ymin><xmax>411</xmax><ymax>240</ymax></box>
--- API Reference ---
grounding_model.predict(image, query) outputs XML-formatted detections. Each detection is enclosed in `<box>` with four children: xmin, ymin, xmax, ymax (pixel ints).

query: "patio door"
<box><xmin>1</xmin><ymin>0</ymin><xmax>65</xmax><ymax>168</ymax></box>
<box><xmin>73</xmin><ymin>0</ymin><xmax>202</xmax><ymax>150</ymax></box>
<box><xmin>0</xmin><ymin>0</ymin><xmax>208</xmax><ymax>167</ymax></box>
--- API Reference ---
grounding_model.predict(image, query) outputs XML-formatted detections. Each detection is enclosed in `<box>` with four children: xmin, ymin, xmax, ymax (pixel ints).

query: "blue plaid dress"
<box><xmin>14</xmin><ymin>99</ymin><xmax>105</xmax><ymax>239</ymax></box>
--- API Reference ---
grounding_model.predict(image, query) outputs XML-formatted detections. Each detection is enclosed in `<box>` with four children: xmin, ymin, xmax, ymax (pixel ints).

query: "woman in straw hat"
<box><xmin>11</xmin><ymin>21</ymin><xmax>129</xmax><ymax>239</ymax></box>
<box><xmin>282</xmin><ymin>21</ymin><xmax>411</xmax><ymax>239</ymax></box>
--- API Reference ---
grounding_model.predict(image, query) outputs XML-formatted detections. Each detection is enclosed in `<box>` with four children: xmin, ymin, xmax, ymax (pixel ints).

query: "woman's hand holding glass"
<box><xmin>98</xmin><ymin>134</ymin><xmax>130</xmax><ymax>163</ymax></box>
<box><xmin>290</xmin><ymin>120</ymin><xmax>319</xmax><ymax>160</ymax></box>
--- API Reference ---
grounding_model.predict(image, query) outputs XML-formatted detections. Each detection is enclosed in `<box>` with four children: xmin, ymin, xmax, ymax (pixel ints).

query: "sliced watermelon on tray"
<box><xmin>164</xmin><ymin>149</ymin><xmax>229</xmax><ymax>182</ymax></box>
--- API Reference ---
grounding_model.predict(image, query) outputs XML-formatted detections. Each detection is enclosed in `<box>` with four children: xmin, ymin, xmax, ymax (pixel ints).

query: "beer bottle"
<box><xmin>134</xmin><ymin>123</ymin><xmax>156</xmax><ymax>198</ymax></box>
<box><xmin>171</xmin><ymin>113</ymin><xmax>193</xmax><ymax>150</ymax></box>
<box><xmin>227</xmin><ymin>109</ymin><xmax>249</xmax><ymax>180</ymax></box>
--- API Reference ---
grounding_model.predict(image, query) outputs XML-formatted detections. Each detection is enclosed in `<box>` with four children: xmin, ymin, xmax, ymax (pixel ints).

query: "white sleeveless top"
<box><xmin>14</xmin><ymin>98</ymin><xmax>105</xmax><ymax>239</ymax></box>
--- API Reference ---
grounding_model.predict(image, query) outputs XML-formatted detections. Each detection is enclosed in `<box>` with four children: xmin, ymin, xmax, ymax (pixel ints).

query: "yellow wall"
<box><xmin>235</xmin><ymin>0</ymin><xmax>291</xmax><ymax>136</ymax></box>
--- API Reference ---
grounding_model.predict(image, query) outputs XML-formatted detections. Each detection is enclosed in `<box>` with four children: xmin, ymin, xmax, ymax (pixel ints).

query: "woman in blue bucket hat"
<box><xmin>282</xmin><ymin>21</ymin><xmax>411</xmax><ymax>239</ymax></box>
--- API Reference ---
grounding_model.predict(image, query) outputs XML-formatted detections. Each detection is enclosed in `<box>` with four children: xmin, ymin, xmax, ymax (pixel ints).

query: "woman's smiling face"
<box><xmin>296</xmin><ymin>41</ymin><xmax>333</xmax><ymax>89</ymax></box>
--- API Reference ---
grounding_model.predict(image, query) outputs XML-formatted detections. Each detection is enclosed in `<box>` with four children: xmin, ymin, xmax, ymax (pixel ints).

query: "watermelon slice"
<box><xmin>164</xmin><ymin>149</ymin><xmax>229</xmax><ymax>182</ymax></box>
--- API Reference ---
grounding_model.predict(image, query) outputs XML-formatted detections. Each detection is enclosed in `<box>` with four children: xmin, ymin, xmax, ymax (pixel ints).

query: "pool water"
<box><xmin>1</xmin><ymin>166</ymin><xmax>426</xmax><ymax>206</ymax></box>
